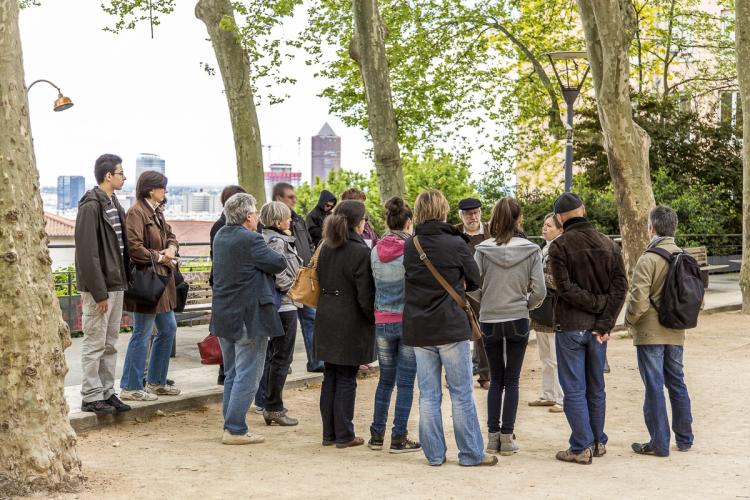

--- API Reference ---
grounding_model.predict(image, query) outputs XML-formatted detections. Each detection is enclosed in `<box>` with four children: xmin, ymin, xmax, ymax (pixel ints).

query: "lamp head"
<box><xmin>53</xmin><ymin>93</ymin><xmax>73</xmax><ymax>112</ymax></box>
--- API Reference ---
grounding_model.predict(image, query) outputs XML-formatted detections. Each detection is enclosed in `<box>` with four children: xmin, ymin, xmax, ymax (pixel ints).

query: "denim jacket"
<box><xmin>370</xmin><ymin>232</ymin><xmax>409</xmax><ymax>323</ymax></box>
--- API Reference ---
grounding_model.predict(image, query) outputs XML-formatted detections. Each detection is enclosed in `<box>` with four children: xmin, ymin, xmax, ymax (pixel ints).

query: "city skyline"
<box><xmin>20</xmin><ymin>2</ymin><xmax>373</xmax><ymax>189</ymax></box>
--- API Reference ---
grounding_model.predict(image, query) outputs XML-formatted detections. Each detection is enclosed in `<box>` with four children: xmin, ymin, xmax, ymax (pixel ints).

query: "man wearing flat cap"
<box><xmin>456</xmin><ymin>197</ymin><xmax>491</xmax><ymax>390</ymax></box>
<box><xmin>547</xmin><ymin>193</ymin><xmax>627</xmax><ymax>465</ymax></box>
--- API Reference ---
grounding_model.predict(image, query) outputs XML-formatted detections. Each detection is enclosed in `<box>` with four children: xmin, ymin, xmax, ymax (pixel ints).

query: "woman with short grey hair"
<box><xmin>253</xmin><ymin>201</ymin><xmax>302</xmax><ymax>426</ymax></box>
<box><xmin>211</xmin><ymin>193</ymin><xmax>287</xmax><ymax>445</ymax></box>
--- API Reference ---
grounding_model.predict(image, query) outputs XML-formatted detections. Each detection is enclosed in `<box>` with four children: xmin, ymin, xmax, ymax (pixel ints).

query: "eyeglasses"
<box><xmin>113</xmin><ymin>172</ymin><xmax>125</xmax><ymax>177</ymax></box>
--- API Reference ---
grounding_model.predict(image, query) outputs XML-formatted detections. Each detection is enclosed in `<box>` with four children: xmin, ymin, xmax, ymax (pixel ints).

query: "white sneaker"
<box><xmin>146</xmin><ymin>383</ymin><xmax>181</xmax><ymax>396</ymax></box>
<box><xmin>222</xmin><ymin>430</ymin><xmax>265</xmax><ymax>445</ymax></box>
<box><xmin>120</xmin><ymin>389</ymin><xmax>158</xmax><ymax>401</ymax></box>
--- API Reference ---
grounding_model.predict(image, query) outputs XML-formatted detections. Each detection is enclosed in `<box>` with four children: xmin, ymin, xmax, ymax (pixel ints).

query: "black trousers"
<box><xmin>481</xmin><ymin>319</ymin><xmax>529</xmax><ymax>434</ymax></box>
<box><xmin>320</xmin><ymin>362</ymin><xmax>359</xmax><ymax>443</ymax></box>
<box><xmin>261</xmin><ymin>310</ymin><xmax>298</xmax><ymax>411</ymax></box>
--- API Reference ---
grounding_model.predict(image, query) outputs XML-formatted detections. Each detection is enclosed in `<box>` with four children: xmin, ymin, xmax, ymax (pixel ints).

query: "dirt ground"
<box><xmin>57</xmin><ymin>311</ymin><xmax>749</xmax><ymax>499</ymax></box>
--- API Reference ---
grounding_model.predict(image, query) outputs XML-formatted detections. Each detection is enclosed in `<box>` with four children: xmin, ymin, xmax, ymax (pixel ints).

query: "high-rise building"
<box><xmin>135</xmin><ymin>153</ymin><xmax>166</xmax><ymax>182</ymax></box>
<box><xmin>56</xmin><ymin>176</ymin><xmax>85</xmax><ymax>211</ymax></box>
<box><xmin>264</xmin><ymin>163</ymin><xmax>302</xmax><ymax>201</ymax></box>
<box><xmin>182</xmin><ymin>190</ymin><xmax>220</xmax><ymax>213</ymax></box>
<box><xmin>311</xmin><ymin>123</ymin><xmax>341</xmax><ymax>183</ymax></box>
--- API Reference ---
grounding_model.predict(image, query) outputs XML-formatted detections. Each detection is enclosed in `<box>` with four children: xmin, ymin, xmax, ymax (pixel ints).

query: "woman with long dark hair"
<box><xmin>314</xmin><ymin>200</ymin><xmax>376</xmax><ymax>448</ymax></box>
<box><xmin>120</xmin><ymin>171</ymin><xmax>180</xmax><ymax>401</ymax></box>
<box><xmin>474</xmin><ymin>197</ymin><xmax>546</xmax><ymax>455</ymax></box>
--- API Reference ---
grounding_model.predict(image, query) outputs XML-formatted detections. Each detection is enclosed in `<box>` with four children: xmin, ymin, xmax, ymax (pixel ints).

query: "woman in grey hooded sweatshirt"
<box><xmin>474</xmin><ymin>197</ymin><xmax>546</xmax><ymax>456</ymax></box>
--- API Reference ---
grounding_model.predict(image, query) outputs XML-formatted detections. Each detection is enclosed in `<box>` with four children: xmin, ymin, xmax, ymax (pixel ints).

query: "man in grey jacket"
<box><xmin>74</xmin><ymin>154</ymin><xmax>132</xmax><ymax>415</ymax></box>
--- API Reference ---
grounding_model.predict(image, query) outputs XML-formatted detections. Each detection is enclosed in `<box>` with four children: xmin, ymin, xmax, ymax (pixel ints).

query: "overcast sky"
<box><xmin>20</xmin><ymin>1</ymin><xmax>372</xmax><ymax>188</ymax></box>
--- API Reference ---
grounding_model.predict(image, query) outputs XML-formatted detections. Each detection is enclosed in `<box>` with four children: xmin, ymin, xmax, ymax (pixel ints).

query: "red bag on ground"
<box><xmin>197</xmin><ymin>335</ymin><xmax>223</xmax><ymax>365</ymax></box>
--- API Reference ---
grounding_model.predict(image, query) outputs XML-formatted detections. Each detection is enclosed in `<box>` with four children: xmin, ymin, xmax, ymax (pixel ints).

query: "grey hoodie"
<box><xmin>474</xmin><ymin>236</ymin><xmax>546</xmax><ymax>323</ymax></box>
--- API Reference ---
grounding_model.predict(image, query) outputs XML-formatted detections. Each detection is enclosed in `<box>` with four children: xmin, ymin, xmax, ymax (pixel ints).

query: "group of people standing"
<box><xmin>75</xmin><ymin>152</ymin><xmax>695</xmax><ymax>466</ymax></box>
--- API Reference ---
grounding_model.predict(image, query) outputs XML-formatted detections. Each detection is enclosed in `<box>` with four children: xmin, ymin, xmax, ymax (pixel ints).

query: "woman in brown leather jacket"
<box><xmin>119</xmin><ymin>171</ymin><xmax>181</xmax><ymax>401</ymax></box>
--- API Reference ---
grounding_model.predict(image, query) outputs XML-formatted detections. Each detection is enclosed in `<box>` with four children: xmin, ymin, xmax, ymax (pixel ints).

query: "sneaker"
<box><xmin>528</xmin><ymin>398</ymin><xmax>556</xmax><ymax>407</ymax></box>
<box><xmin>460</xmin><ymin>455</ymin><xmax>498</xmax><ymax>467</ymax></box>
<box><xmin>549</xmin><ymin>404</ymin><xmax>564</xmax><ymax>413</ymax></box>
<box><xmin>368</xmin><ymin>430</ymin><xmax>384</xmax><ymax>451</ymax></box>
<box><xmin>222</xmin><ymin>430</ymin><xmax>264</xmax><ymax>445</ymax></box>
<box><xmin>253</xmin><ymin>406</ymin><xmax>264</xmax><ymax>414</ymax></box>
<box><xmin>499</xmin><ymin>433</ymin><xmax>519</xmax><ymax>456</ymax></box>
<box><xmin>120</xmin><ymin>389</ymin><xmax>158</xmax><ymax>401</ymax></box>
<box><xmin>389</xmin><ymin>434</ymin><xmax>421</xmax><ymax>454</ymax></box>
<box><xmin>677</xmin><ymin>444</ymin><xmax>692</xmax><ymax>452</ymax></box>
<box><xmin>631</xmin><ymin>442</ymin><xmax>669</xmax><ymax>457</ymax></box>
<box><xmin>593</xmin><ymin>442</ymin><xmax>607</xmax><ymax>457</ymax></box>
<box><xmin>556</xmin><ymin>447</ymin><xmax>593</xmax><ymax>465</ymax></box>
<box><xmin>146</xmin><ymin>383</ymin><xmax>181</xmax><ymax>396</ymax></box>
<box><xmin>81</xmin><ymin>400</ymin><xmax>115</xmax><ymax>415</ymax></box>
<box><xmin>105</xmin><ymin>394</ymin><xmax>132</xmax><ymax>413</ymax></box>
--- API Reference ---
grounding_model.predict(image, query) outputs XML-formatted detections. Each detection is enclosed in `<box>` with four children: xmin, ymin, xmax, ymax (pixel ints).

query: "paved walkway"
<box><xmin>64</xmin><ymin>273</ymin><xmax>742</xmax><ymax>432</ymax></box>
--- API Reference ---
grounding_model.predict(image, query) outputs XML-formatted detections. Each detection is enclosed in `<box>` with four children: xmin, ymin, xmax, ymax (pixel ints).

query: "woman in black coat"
<box><xmin>402</xmin><ymin>190</ymin><xmax>495</xmax><ymax>467</ymax></box>
<box><xmin>314</xmin><ymin>200</ymin><xmax>375</xmax><ymax>448</ymax></box>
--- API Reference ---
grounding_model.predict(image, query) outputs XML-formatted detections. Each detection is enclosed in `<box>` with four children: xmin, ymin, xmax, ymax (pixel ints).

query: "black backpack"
<box><xmin>645</xmin><ymin>247</ymin><xmax>704</xmax><ymax>329</ymax></box>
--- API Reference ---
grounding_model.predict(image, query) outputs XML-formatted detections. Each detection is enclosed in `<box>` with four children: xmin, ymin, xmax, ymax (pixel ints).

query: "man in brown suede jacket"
<box><xmin>547</xmin><ymin>193</ymin><xmax>627</xmax><ymax>465</ymax></box>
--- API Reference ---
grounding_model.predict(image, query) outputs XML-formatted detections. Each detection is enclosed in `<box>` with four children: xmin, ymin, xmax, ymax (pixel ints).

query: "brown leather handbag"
<box><xmin>413</xmin><ymin>236</ymin><xmax>483</xmax><ymax>342</ymax></box>
<box><xmin>288</xmin><ymin>244</ymin><xmax>322</xmax><ymax>308</ymax></box>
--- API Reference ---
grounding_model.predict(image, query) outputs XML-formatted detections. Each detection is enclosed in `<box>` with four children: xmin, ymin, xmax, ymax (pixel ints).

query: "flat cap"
<box><xmin>458</xmin><ymin>198</ymin><xmax>482</xmax><ymax>211</ymax></box>
<box><xmin>553</xmin><ymin>192</ymin><xmax>583</xmax><ymax>214</ymax></box>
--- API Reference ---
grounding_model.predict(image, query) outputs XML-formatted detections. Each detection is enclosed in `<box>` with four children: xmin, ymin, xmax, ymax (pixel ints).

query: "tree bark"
<box><xmin>736</xmin><ymin>0</ymin><xmax>750</xmax><ymax>313</ymax></box>
<box><xmin>350</xmin><ymin>0</ymin><xmax>406</xmax><ymax>201</ymax></box>
<box><xmin>195</xmin><ymin>0</ymin><xmax>265</xmax><ymax>204</ymax></box>
<box><xmin>0</xmin><ymin>1</ymin><xmax>82</xmax><ymax>495</ymax></box>
<box><xmin>577</xmin><ymin>0</ymin><xmax>656</xmax><ymax>273</ymax></box>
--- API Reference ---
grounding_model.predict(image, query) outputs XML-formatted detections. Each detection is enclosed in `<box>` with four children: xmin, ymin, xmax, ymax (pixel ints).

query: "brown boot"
<box><xmin>263</xmin><ymin>409</ymin><xmax>299</xmax><ymax>427</ymax></box>
<box><xmin>556</xmin><ymin>447</ymin><xmax>593</xmax><ymax>465</ymax></box>
<box><xmin>593</xmin><ymin>442</ymin><xmax>607</xmax><ymax>457</ymax></box>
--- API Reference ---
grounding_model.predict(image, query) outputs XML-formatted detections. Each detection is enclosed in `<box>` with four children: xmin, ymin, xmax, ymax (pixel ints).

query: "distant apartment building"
<box><xmin>182</xmin><ymin>190</ymin><xmax>220</xmax><ymax>213</ymax></box>
<box><xmin>56</xmin><ymin>176</ymin><xmax>85</xmax><ymax>211</ymax></box>
<box><xmin>311</xmin><ymin>123</ymin><xmax>341</xmax><ymax>183</ymax></box>
<box><xmin>135</xmin><ymin>153</ymin><xmax>166</xmax><ymax>182</ymax></box>
<box><xmin>264</xmin><ymin>163</ymin><xmax>302</xmax><ymax>201</ymax></box>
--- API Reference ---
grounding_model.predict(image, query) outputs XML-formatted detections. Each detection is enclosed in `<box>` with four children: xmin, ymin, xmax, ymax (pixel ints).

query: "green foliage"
<box><xmin>295</xmin><ymin>152</ymin><xmax>479</xmax><ymax>234</ymax></box>
<box><xmin>101</xmin><ymin>0</ymin><xmax>176</xmax><ymax>32</ymax></box>
<box><xmin>52</xmin><ymin>265</ymin><xmax>77</xmax><ymax>297</ymax></box>
<box><xmin>574</xmin><ymin>93</ymin><xmax>742</xmax><ymax>237</ymax></box>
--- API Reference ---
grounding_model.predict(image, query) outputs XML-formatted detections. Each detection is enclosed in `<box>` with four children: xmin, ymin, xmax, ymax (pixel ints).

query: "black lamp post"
<box><xmin>544</xmin><ymin>51</ymin><xmax>589</xmax><ymax>192</ymax></box>
<box><xmin>27</xmin><ymin>79</ymin><xmax>74</xmax><ymax>112</ymax></box>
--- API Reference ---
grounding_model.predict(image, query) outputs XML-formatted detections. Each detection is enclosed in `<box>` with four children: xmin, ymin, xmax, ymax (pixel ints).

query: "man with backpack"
<box><xmin>625</xmin><ymin>205</ymin><xmax>698</xmax><ymax>457</ymax></box>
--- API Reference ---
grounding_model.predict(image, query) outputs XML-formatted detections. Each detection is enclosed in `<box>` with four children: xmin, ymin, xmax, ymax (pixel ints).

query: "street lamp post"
<box><xmin>27</xmin><ymin>79</ymin><xmax>74</xmax><ymax>112</ymax></box>
<box><xmin>544</xmin><ymin>51</ymin><xmax>589</xmax><ymax>193</ymax></box>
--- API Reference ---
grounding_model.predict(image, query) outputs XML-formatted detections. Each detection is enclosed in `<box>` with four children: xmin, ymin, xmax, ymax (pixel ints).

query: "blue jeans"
<box><xmin>556</xmin><ymin>329</ymin><xmax>608</xmax><ymax>453</ymax></box>
<box><xmin>371</xmin><ymin>323</ymin><xmax>417</xmax><ymax>437</ymax></box>
<box><xmin>298</xmin><ymin>306</ymin><xmax>323</xmax><ymax>371</ymax></box>
<box><xmin>220</xmin><ymin>335</ymin><xmax>269</xmax><ymax>435</ymax></box>
<box><xmin>120</xmin><ymin>311</ymin><xmax>177</xmax><ymax>390</ymax></box>
<box><xmin>414</xmin><ymin>341</ymin><xmax>486</xmax><ymax>466</ymax></box>
<box><xmin>636</xmin><ymin>345</ymin><xmax>693</xmax><ymax>454</ymax></box>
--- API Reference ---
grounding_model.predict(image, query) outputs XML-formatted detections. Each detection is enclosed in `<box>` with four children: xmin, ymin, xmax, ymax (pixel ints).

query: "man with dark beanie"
<box><xmin>548</xmin><ymin>193</ymin><xmax>627</xmax><ymax>465</ymax></box>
